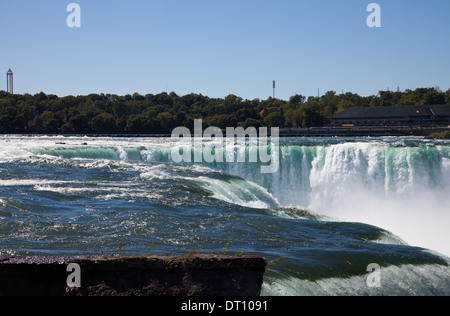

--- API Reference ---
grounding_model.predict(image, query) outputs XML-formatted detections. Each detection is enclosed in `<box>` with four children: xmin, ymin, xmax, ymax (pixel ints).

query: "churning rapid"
<box><xmin>0</xmin><ymin>135</ymin><xmax>449</xmax><ymax>295</ymax></box>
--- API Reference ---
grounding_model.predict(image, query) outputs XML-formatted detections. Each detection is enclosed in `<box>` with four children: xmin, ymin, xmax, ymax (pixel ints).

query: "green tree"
<box><xmin>235</xmin><ymin>108</ymin><xmax>259</xmax><ymax>122</ymax></box>
<box><xmin>241</xmin><ymin>118</ymin><xmax>264</xmax><ymax>129</ymax></box>
<box><xmin>289</xmin><ymin>94</ymin><xmax>305</xmax><ymax>105</ymax></box>
<box><xmin>284</xmin><ymin>109</ymin><xmax>296</xmax><ymax>128</ymax></box>
<box><xmin>90</xmin><ymin>113</ymin><xmax>117</xmax><ymax>134</ymax></box>
<box><xmin>157</xmin><ymin>112</ymin><xmax>177</xmax><ymax>133</ymax></box>
<box><xmin>112</xmin><ymin>102</ymin><xmax>128</xmax><ymax>118</ymax></box>
<box><xmin>0</xmin><ymin>106</ymin><xmax>18</xmax><ymax>132</ymax></box>
<box><xmin>336</xmin><ymin>100</ymin><xmax>356</xmax><ymax>114</ymax></box>
<box><xmin>378</xmin><ymin>91</ymin><xmax>395</xmax><ymax>107</ymax></box>
<box><xmin>397</xmin><ymin>90</ymin><xmax>421</xmax><ymax>106</ymax></box>
<box><xmin>295</xmin><ymin>102</ymin><xmax>326</xmax><ymax>128</ymax></box>
<box><xmin>264</xmin><ymin>111</ymin><xmax>285</xmax><ymax>128</ymax></box>
<box><xmin>63</xmin><ymin>111</ymin><xmax>90</xmax><ymax>134</ymax></box>
<box><xmin>209</xmin><ymin>114</ymin><xmax>238</xmax><ymax>130</ymax></box>
<box><xmin>126</xmin><ymin>114</ymin><xmax>146</xmax><ymax>134</ymax></box>
<box><xmin>223</xmin><ymin>94</ymin><xmax>243</xmax><ymax>113</ymax></box>
<box><xmin>30</xmin><ymin>111</ymin><xmax>60</xmax><ymax>134</ymax></box>
<box><xmin>421</xmin><ymin>90</ymin><xmax>446</xmax><ymax>105</ymax></box>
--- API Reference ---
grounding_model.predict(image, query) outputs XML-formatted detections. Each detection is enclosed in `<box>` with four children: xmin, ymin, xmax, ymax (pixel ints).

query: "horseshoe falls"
<box><xmin>0</xmin><ymin>135</ymin><xmax>449</xmax><ymax>295</ymax></box>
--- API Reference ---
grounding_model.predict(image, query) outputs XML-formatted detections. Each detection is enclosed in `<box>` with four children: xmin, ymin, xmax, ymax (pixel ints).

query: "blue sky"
<box><xmin>1</xmin><ymin>0</ymin><xmax>449</xmax><ymax>100</ymax></box>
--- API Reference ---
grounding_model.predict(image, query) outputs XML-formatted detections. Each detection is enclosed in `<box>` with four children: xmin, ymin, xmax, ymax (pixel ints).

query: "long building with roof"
<box><xmin>330</xmin><ymin>105</ymin><xmax>450</xmax><ymax>128</ymax></box>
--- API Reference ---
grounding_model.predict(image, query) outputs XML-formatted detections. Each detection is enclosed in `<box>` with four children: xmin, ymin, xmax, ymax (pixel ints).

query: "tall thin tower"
<box><xmin>7</xmin><ymin>69</ymin><xmax>13</xmax><ymax>94</ymax></box>
<box><xmin>273</xmin><ymin>80</ymin><xmax>276</xmax><ymax>99</ymax></box>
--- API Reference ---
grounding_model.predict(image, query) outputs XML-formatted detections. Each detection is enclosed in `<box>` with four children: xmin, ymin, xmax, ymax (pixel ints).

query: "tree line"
<box><xmin>0</xmin><ymin>88</ymin><xmax>449</xmax><ymax>134</ymax></box>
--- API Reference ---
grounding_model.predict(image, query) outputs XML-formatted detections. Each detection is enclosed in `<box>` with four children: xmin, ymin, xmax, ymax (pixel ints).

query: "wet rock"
<box><xmin>0</xmin><ymin>255</ymin><xmax>266</xmax><ymax>296</ymax></box>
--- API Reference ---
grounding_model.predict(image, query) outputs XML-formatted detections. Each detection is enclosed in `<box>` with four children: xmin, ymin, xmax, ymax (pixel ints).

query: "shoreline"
<box><xmin>2</xmin><ymin>126</ymin><xmax>450</xmax><ymax>138</ymax></box>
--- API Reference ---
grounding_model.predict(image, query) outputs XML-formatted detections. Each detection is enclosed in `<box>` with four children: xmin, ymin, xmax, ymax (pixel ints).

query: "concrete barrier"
<box><xmin>0</xmin><ymin>255</ymin><xmax>266</xmax><ymax>296</ymax></box>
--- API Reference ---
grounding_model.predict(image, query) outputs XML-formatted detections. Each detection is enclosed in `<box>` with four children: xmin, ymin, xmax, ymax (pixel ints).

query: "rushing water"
<box><xmin>0</xmin><ymin>135</ymin><xmax>449</xmax><ymax>295</ymax></box>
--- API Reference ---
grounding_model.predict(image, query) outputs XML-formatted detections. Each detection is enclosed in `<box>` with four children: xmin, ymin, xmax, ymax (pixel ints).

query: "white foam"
<box><xmin>196</xmin><ymin>176</ymin><xmax>281</xmax><ymax>209</ymax></box>
<box><xmin>2</xmin><ymin>136</ymin><xmax>450</xmax><ymax>256</ymax></box>
<box><xmin>303</xmin><ymin>142</ymin><xmax>450</xmax><ymax>257</ymax></box>
<box><xmin>0</xmin><ymin>179</ymin><xmax>79</xmax><ymax>187</ymax></box>
<box><xmin>262</xmin><ymin>262</ymin><xmax>450</xmax><ymax>296</ymax></box>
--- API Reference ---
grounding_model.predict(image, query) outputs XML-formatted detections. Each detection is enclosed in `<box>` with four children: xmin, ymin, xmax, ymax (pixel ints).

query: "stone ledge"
<box><xmin>0</xmin><ymin>255</ymin><xmax>266</xmax><ymax>296</ymax></box>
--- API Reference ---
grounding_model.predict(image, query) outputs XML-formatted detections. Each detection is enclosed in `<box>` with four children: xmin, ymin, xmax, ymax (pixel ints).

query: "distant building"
<box><xmin>7</xmin><ymin>69</ymin><xmax>13</xmax><ymax>94</ymax></box>
<box><xmin>331</xmin><ymin>105</ymin><xmax>450</xmax><ymax>128</ymax></box>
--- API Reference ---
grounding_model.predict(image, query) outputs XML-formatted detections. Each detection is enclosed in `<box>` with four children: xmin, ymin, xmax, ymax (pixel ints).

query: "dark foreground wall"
<box><xmin>0</xmin><ymin>255</ymin><xmax>266</xmax><ymax>296</ymax></box>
